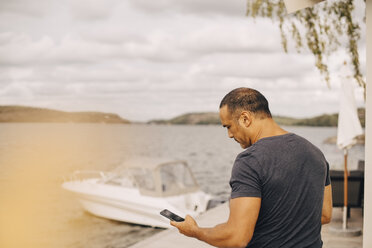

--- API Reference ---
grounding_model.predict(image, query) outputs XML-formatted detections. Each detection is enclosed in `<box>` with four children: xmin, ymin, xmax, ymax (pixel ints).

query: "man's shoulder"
<box><xmin>287</xmin><ymin>133</ymin><xmax>324</xmax><ymax>154</ymax></box>
<box><xmin>231</xmin><ymin>150</ymin><xmax>263</xmax><ymax>186</ymax></box>
<box><xmin>234</xmin><ymin>149</ymin><xmax>261</xmax><ymax>171</ymax></box>
<box><xmin>239</xmin><ymin>133</ymin><xmax>323</xmax><ymax>162</ymax></box>
<box><xmin>255</xmin><ymin>133</ymin><xmax>314</xmax><ymax>149</ymax></box>
<box><xmin>236</xmin><ymin>147</ymin><xmax>257</xmax><ymax>161</ymax></box>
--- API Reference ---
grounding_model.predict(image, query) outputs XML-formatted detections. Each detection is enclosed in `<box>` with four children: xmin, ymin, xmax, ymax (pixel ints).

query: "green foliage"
<box><xmin>357</xmin><ymin>107</ymin><xmax>365</xmax><ymax>127</ymax></box>
<box><xmin>148</xmin><ymin>112</ymin><xmax>221</xmax><ymax>125</ymax></box>
<box><xmin>272</xmin><ymin>116</ymin><xmax>300</xmax><ymax>125</ymax></box>
<box><xmin>170</xmin><ymin>112</ymin><xmax>221</xmax><ymax>125</ymax></box>
<box><xmin>283</xmin><ymin>108</ymin><xmax>365</xmax><ymax>127</ymax></box>
<box><xmin>246</xmin><ymin>0</ymin><xmax>365</xmax><ymax>94</ymax></box>
<box><xmin>295</xmin><ymin>113</ymin><xmax>338</xmax><ymax>126</ymax></box>
<box><xmin>148</xmin><ymin>109</ymin><xmax>365</xmax><ymax>127</ymax></box>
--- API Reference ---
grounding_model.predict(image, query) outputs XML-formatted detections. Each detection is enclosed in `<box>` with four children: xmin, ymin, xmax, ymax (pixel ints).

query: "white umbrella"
<box><xmin>336</xmin><ymin>65</ymin><xmax>363</xmax><ymax>231</ymax></box>
<box><xmin>284</xmin><ymin>0</ymin><xmax>324</xmax><ymax>13</ymax></box>
<box><xmin>337</xmin><ymin>78</ymin><xmax>363</xmax><ymax>150</ymax></box>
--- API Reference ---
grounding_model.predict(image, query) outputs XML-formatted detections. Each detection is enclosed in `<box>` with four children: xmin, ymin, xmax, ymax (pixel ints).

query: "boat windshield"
<box><xmin>160</xmin><ymin>162</ymin><xmax>197</xmax><ymax>195</ymax></box>
<box><xmin>131</xmin><ymin>168</ymin><xmax>156</xmax><ymax>192</ymax></box>
<box><xmin>103</xmin><ymin>168</ymin><xmax>156</xmax><ymax>193</ymax></box>
<box><xmin>103</xmin><ymin>175</ymin><xmax>135</xmax><ymax>187</ymax></box>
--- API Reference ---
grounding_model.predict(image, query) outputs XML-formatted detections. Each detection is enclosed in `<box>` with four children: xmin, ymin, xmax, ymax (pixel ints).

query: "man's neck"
<box><xmin>251</xmin><ymin>118</ymin><xmax>288</xmax><ymax>144</ymax></box>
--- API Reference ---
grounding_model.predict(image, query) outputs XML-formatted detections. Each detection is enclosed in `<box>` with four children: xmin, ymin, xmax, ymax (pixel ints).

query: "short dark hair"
<box><xmin>219</xmin><ymin>87</ymin><xmax>272</xmax><ymax>119</ymax></box>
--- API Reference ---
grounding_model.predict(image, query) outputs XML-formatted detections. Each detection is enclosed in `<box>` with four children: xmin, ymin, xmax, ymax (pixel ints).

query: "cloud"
<box><xmin>0</xmin><ymin>0</ymin><xmax>50</xmax><ymax>17</ymax></box>
<box><xmin>82</xmin><ymin>30</ymin><xmax>147</xmax><ymax>45</ymax></box>
<box><xmin>128</xmin><ymin>0</ymin><xmax>246</xmax><ymax>16</ymax></box>
<box><xmin>0</xmin><ymin>17</ymin><xmax>282</xmax><ymax>67</ymax></box>
<box><xmin>0</xmin><ymin>34</ymin><xmax>54</xmax><ymax>66</ymax></box>
<box><xmin>0</xmin><ymin>82</ymin><xmax>33</xmax><ymax>98</ymax></box>
<box><xmin>0</xmin><ymin>0</ymin><xmax>365</xmax><ymax>122</ymax></box>
<box><xmin>67</xmin><ymin>0</ymin><xmax>118</xmax><ymax>20</ymax></box>
<box><xmin>179</xmin><ymin>20</ymin><xmax>283</xmax><ymax>55</ymax></box>
<box><xmin>0</xmin><ymin>33</ymin><xmax>127</xmax><ymax>66</ymax></box>
<box><xmin>188</xmin><ymin>52</ymin><xmax>315</xmax><ymax>79</ymax></box>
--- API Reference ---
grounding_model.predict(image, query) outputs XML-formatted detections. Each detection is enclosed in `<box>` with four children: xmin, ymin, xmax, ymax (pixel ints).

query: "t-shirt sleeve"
<box><xmin>325</xmin><ymin>161</ymin><xmax>331</xmax><ymax>186</ymax></box>
<box><xmin>229</xmin><ymin>154</ymin><xmax>262</xmax><ymax>199</ymax></box>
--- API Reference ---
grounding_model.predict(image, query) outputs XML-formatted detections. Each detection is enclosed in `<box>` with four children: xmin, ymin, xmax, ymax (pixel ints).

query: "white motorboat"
<box><xmin>62</xmin><ymin>158</ymin><xmax>212</xmax><ymax>228</ymax></box>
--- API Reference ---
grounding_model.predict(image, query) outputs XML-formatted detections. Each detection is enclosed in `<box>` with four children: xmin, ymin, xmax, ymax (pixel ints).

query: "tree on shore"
<box><xmin>246</xmin><ymin>0</ymin><xmax>365</xmax><ymax>95</ymax></box>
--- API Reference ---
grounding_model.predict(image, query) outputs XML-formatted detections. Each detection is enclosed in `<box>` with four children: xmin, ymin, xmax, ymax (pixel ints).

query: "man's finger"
<box><xmin>185</xmin><ymin>215</ymin><xmax>193</xmax><ymax>221</ymax></box>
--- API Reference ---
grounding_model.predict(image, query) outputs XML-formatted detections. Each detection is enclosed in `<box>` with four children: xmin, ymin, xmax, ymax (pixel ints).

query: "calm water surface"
<box><xmin>0</xmin><ymin>124</ymin><xmax>364</xmax><ymax>247</ymax></box>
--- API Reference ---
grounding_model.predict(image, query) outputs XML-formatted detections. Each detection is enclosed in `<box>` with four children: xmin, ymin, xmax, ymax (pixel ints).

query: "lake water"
<box><xmin>0</xmin><ymin>123</ymin><xmax>364</xmax><ymax>247</ymax></box>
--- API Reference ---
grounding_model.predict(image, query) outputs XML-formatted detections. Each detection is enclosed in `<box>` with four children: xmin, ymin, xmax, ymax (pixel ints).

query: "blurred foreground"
<box><xmin>0</xmin><ymin>123</ymin><xmax>364</xmax><ymax>247</ymax></box>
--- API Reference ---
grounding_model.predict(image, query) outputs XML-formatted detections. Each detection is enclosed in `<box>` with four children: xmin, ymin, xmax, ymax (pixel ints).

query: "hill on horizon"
<box><xmin>1</xmin><ymin>105</ymin><xmax>365</xmax><ymax>127</ymax></box>
<box><xmin>0</xmin><ymin>105</ymin><xmax>130</xmax><ymax>124</ymax></box>
<box><xmin>148</xmin><ymin>108</ymin><xmax>365</xmax><ymax>127</ymax></box>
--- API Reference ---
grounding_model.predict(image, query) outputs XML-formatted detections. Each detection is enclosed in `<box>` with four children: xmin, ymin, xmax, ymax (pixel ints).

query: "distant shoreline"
<box><xmin>147</xmin><ymin>109</ymin><xmax>365</xmax><ymax>127</ymax></box>
<box><xmin>323</xmin><ymin>134</ymin><xmax>365</xmax><ymax>145</ymax></box>
<box><xmin>0</xmin><ymin>105</ymin><xmax>130</xmax><ymax>124</ymax></box>
<box><xmin>0</xmin><ymin>105</ymin><xmax>365</xmax><ymax>127</ymax></box>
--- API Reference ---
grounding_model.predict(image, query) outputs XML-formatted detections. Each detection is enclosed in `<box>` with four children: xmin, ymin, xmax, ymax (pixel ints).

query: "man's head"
<box><xmin>219</xmin><ymin>87</ymin><xmax>272</xmax><ymax>119</ymax></box>
<box><xmin>219</xmin><ymin>88</ymin><xmax>272</xmax><ymax>148</ymax></box>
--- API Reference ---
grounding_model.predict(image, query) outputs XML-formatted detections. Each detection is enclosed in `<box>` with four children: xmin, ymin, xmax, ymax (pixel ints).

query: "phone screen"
<box><xmin>160</xmin><ymin>209</ymin><xmax>185</xmax><ymax>222</ymax></box>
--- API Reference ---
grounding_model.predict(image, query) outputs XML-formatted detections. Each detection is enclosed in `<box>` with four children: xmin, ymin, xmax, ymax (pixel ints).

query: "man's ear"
<box><xmin>239</xmin><ymin>111</ymin><xmax>251</xmax><ymax>128</ymax></box>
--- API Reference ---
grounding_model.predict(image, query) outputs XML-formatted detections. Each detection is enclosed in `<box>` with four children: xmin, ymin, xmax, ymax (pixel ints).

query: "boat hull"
<box><xmin>63</xmin><ymin>180</ymin><xmax>211</xmax><ymax>228</ymax></box>
<box><xmin>78</xmin><ymin>195</ymin><xmax>171</xmax><ymax>228</ymax></box>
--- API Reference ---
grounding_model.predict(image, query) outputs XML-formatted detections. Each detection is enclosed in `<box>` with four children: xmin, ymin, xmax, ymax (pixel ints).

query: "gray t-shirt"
<box><xmin>230</xmin><ymin>133</ymin><xmax>330</xmax><ymax>248</ymax></box>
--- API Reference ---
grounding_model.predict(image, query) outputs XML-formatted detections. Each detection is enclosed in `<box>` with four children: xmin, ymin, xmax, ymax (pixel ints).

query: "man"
<box><xmin>171</xmin><ymin>87</ymin><xmax>332</xmax><ymax>248</ymax></box>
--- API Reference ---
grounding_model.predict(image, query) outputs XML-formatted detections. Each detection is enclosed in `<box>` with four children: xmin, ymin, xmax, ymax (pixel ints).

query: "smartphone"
<box><xmin>160</xmin><ymin>209</ymin><xmax>185</xmax><ymax>222</ymax></box>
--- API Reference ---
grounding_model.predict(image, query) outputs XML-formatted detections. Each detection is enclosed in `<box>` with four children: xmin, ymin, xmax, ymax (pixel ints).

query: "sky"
<box><xmin>0</xmin><ymin>0</ymin><xmax>366</xmax><ymax>122</ymax></box>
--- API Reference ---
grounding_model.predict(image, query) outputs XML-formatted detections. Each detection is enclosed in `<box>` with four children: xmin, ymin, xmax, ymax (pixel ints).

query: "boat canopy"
<box><xmin>114</xmin><ymin>159</ymin><xmax>200</xmax><ymax>197</ymax></box>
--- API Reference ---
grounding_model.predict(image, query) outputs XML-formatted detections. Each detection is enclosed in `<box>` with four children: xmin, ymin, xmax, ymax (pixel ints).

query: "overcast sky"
<box><xmin>0</xmin><ymin>0</ymin><xmax>366</xmax><ymax>122</ymax></box>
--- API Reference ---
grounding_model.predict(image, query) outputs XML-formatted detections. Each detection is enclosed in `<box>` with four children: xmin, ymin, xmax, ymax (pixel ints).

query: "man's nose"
<box><xmin>228</xmin><ymin>130</ymin><xmax>234</xmax><ymax>139</ymax></box>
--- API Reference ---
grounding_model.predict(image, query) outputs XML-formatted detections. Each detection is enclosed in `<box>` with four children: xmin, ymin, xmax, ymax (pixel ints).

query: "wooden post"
<box><xmin>344</xmin><ymin>150</ymin><xmax>348</xmax><ymax>206</ymax></box>
<box><xmin>343</xmin><ymin>149</ymin><xmax>348</xmax><ymax>230</ymax></box>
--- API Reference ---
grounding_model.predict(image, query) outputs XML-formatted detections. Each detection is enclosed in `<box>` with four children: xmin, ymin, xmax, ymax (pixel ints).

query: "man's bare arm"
<box><xmin>171</xmin><ymin>197</ymin><xmax>261</xmax><ymax>248</ymax></box>
<box><xmin>321</xmin><ymin>184</ymin><xmax>332</xmax><ymax>224</ymax></box>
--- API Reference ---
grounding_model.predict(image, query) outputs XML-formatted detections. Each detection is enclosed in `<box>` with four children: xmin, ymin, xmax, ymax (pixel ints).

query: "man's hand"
<box><xmin>170</xmin><ymin>215</ymin><xmax>199</xmax><ymax>238</ymax></box>
<box><xmin>170</xmin><ymin>198</ymin><xmax>260</xmax><ymax>248</ymax></box>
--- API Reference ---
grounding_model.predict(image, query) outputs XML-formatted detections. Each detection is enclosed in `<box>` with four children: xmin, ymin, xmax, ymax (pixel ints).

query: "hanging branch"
<box><xmin>246</xmin><ymin>0</ymin><xmax>366</xmax><ymax>96</ymax></box>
